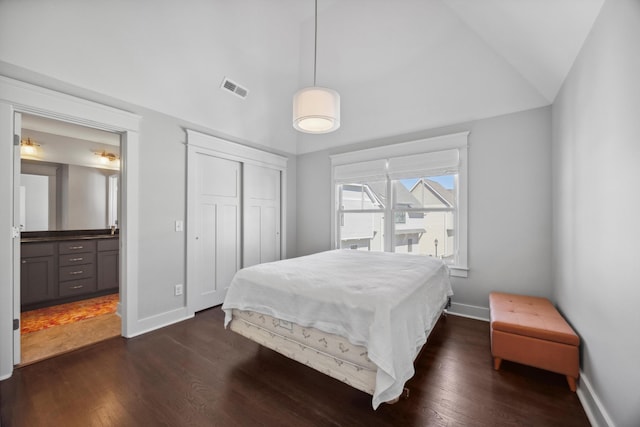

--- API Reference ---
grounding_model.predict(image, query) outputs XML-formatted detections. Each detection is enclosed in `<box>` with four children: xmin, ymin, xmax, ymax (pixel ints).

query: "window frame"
<box><xmin>330</xmin><ymin>132</ymin><xmax>469</xmax><ymax>278</ymax></box>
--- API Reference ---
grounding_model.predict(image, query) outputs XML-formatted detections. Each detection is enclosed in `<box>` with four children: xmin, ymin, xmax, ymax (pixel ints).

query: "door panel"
<box><xmin>260</xmin><ymin>206</ymin><xmax>278</xmax><ymax>263</ymax></box>
<box><xmin>243</xmin><ymin>164</ymin><xmax>281</xmax><ymax>268</ymax></box>
<box><xmin>193</xmin><ymin>154</ymin><xmax>240</xmax><ymax>312</ymax></box>
<box><xmin>217</xmin><ymin>204</ymin><xmax>239</xmax><ymax>288</ymax></box>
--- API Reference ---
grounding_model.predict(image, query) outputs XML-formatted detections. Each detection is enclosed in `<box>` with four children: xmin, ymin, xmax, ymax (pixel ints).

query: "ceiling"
<box><xmin>0</xmin><ymin>0</ymin><xmax>605</xmax><ymax>155</ymax></box>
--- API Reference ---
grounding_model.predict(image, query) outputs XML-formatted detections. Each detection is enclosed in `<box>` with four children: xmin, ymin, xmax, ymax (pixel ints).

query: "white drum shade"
<box><xmin>293</xmin><ymin>87</ymin><xmax>340</xmax><ymax>134</ymax></box>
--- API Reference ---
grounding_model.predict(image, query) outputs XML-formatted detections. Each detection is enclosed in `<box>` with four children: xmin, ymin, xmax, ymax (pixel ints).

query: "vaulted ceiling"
<box><xmin>0</xmin><ymin>0</ymin><xmax>605</xmax><ymax>154</ymax></box>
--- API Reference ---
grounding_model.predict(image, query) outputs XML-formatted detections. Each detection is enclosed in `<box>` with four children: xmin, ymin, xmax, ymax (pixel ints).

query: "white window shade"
<box><xmin>387</xmin><ymin>149</ymin><xmax>459</xmax><ymax>180</ymax></box>
<box><xmin>333</xmin><ymin>159</ymin><xmax>387</xmax><ymax>183</ymax></box>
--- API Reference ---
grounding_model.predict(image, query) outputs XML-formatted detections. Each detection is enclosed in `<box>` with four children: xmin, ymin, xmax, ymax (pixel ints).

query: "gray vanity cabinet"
<box><xmin>97</xmin><ymin>239</ymin><xmax>119</xmax><ymax>291</ymax></box>
<box><xmin>20</xmin><ymin>235</ymin><xmax>119</xmax><ymax>310</ymax></box>
<box><xmin>20</xmin><ymin>242</ymin><xmax>57</xmax><ymax>305</ymax></box>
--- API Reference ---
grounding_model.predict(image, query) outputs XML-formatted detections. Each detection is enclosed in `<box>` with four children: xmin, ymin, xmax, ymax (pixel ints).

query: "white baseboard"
<box><xmin>576</xmin><ymin>372</ymin><xmax>616</xmax><ymax>427</ymax></box>
<box><xmin>125</xmin><ymin>307</ymin><xmax>193</xmax><ymax>338</ymax></box>
<box><xmin>447</xmin><ymin>302</ymin><xmax>490</xmax><ymax>322</ymax></box>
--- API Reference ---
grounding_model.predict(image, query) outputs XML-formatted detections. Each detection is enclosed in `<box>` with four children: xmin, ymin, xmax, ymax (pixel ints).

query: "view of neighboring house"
<box><xmin>409</xmin><ymin>178</ymin><xmax>455</xmax><ymax>261</ymax></box>
<box><xmin>338</xmin><ymin>177</ymin><xmax>455</xmax><ymax>260</ymax></box>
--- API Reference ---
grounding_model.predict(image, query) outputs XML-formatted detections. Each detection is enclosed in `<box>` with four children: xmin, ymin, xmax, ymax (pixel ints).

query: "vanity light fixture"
<box><xmin>292</xmin><ymin>0</ymin><xmax>340</xmax><ymax>134</ymax></box>
<box><xmin>20</xmin><ymin>138</ymin><xmax>40</xmax><ymax>156</ymax></box>
<box><xmin>96</xmin><ymin>150</ymin><xmax>120</xmax><ymax>165</ymax></box>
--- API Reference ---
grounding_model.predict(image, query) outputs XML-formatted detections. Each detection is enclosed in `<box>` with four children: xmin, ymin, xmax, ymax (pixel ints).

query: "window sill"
<box><xmin>449</xmin><ymin>266</ymin><xmax>468</xmax><ymax>278</ymax></box>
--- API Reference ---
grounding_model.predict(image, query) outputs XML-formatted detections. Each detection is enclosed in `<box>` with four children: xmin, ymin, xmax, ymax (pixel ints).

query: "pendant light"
<box><xmin>293</xmin><ymin>0</ymin><xmax>340</xmax><ymax>134</ymax></box>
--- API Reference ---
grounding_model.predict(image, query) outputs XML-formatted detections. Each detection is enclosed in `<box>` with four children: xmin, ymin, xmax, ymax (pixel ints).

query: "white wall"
<box><xmin>297</xmin><ymin>106</ymin><xmax>553</xmax><ymax>318</ymax></box>
<box><xmin>552</xmin><ymin>1</ymin><xmax>640</xmax><ymax>426</ymax></box>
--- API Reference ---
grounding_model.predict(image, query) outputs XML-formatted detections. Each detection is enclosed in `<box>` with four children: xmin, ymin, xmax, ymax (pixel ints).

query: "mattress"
<box><xmin>230</xmin><ymin>309</ymin><xmax>377</xmax><ymax>395</ymax></box>
<box><xmin>222</xmin><ymin>249</ymin><xmax>453</xmax><ymax>408</ymax></box>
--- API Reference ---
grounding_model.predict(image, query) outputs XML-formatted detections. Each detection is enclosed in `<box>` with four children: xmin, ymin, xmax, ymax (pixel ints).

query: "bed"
<box><xmin>221</xmin><ymin>249</ymin><xmax>453</xmax><ymax>409</ymax></box>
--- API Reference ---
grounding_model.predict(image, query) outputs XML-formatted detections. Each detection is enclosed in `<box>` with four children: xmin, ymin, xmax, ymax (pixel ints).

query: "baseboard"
<box><xmin>447</xmin><ymin>302</ymin><xmax>490</xmax><ymax>322</ymax></box>
<box><xmin>125</xmin><ymin>307</ymin><xmax>193</xmax><ymax>338</ymax></box>
<box><xmin>576</xmin><ymin>372</ymin><xmax>616</xmax><ymax>427</ymax></box>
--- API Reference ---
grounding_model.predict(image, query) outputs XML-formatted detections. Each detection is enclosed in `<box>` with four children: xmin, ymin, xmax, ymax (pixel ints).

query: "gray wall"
<box><xmin>297</xmin><ymin>106</ymin><xmax>553</xmax><ymax>317</ymax></box>
<box><xmin>552</xmin><ymin>1</ymin><xmax>640</xmax><ymax>426</ymax></box>
<box><xmin>0</xmin><ymin>62</ymin><xmax>298</xmax><ymax>345</ymax></box>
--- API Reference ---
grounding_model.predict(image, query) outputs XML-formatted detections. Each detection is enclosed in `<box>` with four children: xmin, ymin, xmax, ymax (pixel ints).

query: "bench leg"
<box><xmin>566</xmin><ymin>376</ymin><xmax>577</xmax><ymax>392</ymax></box>
<box><xmin>493</xmin><ymin>357</ymin><xmax>502</xmax><ymax>370</ymax></box>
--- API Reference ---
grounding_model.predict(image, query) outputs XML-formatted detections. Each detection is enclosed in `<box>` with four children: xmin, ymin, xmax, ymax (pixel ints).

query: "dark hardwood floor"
<box><xmin>1</xmin><ymin>308</ymin><xmax>590</xmax><ymax>427</ymax></box>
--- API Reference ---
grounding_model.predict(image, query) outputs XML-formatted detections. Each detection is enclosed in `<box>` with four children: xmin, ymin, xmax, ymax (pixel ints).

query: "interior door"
<box><xmin>192</xmin><ymin>153</ymin><xmax>241</xmax><ymax>311</ymax></box>
<box><xmin>13</xmin><ymin>112</ymin><xmax>22</xmax><ymax>364</ymax></box>
<box><xmin>243</xmin><ymin>163</ymin><xmax>281</xmax><ymax>268</ymax></box>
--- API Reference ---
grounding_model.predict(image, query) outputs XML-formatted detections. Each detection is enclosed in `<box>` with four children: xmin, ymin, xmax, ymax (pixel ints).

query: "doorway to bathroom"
<box><xmin>18</xmin><ymin>114</ymin><xmax>122</xmax><ymax>365</ymax></box>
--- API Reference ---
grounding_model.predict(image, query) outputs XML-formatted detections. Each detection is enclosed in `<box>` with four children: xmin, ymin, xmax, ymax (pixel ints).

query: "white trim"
<box><xmin>330</xmin><ymin>131</ymin><xmax>469</xmax><ymax>166</ymax></box>
<box><xmin>449</xmin><ymin>268</ymin><xmax>468</xmax><ymax>278</ymax></box>
<box><xmin>0</xmin><ymin>103</ymin><xmax>15</xmax><ymax>378</ymax></box>
<box><xmin>126</xmin><ymin>308</ymin><xmax>193</xmax><ymax>338</ymax></box>
<box><xmin>186</xmin><ymin>129</ymin><xmax>287</xmax><ymax>170</ymax></box>
<box><xmin>119</xmin><ymin>130</ymin><xmax>140</xmax><ymax>338</ymax></box>
<box><xmin>0</xmin><ymin>76</ymin><xmax>141</xmax><ymax>379</ymax></box>
<box><xmin>0</xmin><ymin>76</ymin><xmax>140</xmax><ymax>132</ymax></box>
<box><xmin>446</xmin><ymin>302</ymin><xmax>490</xmax><ymax>322</ymax></box>
<box><xmin>577</xmin><ymin>372</ymin><xmax>616</xmax><ymax>427</ymax></box>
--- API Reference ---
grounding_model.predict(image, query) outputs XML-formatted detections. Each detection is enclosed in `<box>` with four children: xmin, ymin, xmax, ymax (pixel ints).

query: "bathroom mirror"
<box><xmin>20</xmin><ymin>115</ymin><xmax>120</xmax><ymax>232</ymax></box>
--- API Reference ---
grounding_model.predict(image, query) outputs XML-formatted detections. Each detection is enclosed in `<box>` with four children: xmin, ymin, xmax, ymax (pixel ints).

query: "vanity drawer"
<box><xmin>22</xmin><ymin>242</ymin><xmax>55</xmax><ymax>257</ymax></box>
<box><xmin>97</xmin><ymin>238</ymin><xmax>119</xmax><ymax>252</ymax></box>
<box><xmin>59</xmin><ymin>240</ymin><xmax>96</xmax><ymax>254</ymax></box>
<box><xmin>59</xmin><ymin>253</ymin><xmax>95</xmax><ymax>267</ymax></box>
<box><xmin>59</xmin><ymin>278</ymin><xmax>97</xmax><ymax>297</ymax></box>
<box><xmin>59</xmin><ymin>263</ymin><xmax>94</xmax><ymax>281</ymax></box>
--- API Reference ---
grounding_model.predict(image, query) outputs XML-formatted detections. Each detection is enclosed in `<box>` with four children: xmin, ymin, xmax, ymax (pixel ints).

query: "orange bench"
<box><xmin>489</xmin><ymin>292</ymin><xmax>580</xmax><ymax>391</ymax></box>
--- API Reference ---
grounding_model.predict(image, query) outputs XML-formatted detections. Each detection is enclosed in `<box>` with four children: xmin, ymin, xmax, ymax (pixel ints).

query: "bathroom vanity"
<box><xmin>21</xmin><ymin>230</ymin><xmax>119</xmax><ymax>311</ymax></box>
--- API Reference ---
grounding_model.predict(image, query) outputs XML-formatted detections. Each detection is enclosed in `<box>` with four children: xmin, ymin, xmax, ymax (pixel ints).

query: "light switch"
<box><xmin>175</xmin><ymin>220</ymin><xmax>184</xmax><ymax>232</ymax></box>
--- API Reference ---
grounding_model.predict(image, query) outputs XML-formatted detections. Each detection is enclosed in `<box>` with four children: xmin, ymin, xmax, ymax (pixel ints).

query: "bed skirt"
<box><xmin>229</xmin><ymin>309</ymin><xmax>378</xmax><ymax>395</ymax></box>
<box><xmin>228</xmin><ymin>299</ymin><xmax>449</xmax><ymax>399</ymax></box>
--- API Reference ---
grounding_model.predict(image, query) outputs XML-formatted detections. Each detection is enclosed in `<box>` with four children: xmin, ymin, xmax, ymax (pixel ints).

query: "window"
<box><xmin>337</xmin><ymin>179</ymin><xmax>385</xmax><ymax>252</ymax></box>
<box><xmin>392</xmin><ymin>175</ymin><xmax>455</xmax><ymax>261</ymax></box>
<box><xmin>331</xmin><ymin>132</ymin><xmax>468</xmax><ymax>277</ymax></box>
<box><xmin>394</xmin><ymin>211</ymin><xmax>406</xmax><ymax>224</ymax></box>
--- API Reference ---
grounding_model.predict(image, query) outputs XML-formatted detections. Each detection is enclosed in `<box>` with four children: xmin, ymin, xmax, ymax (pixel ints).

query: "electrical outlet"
<box><xmin>174</xmin><ymin>284</ymin><xmax>183</xmax><ymax>296</ymax></box>
<box><xmin>175</xmin><ymin>220</ymin><xmax>184</xmax><ymax>232</ymax></box>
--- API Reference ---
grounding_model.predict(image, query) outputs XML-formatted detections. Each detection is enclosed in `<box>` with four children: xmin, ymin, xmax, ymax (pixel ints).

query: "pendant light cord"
<box><xmin>313</xmin><ymin>0</ymin><xmax>318</xmax><ymax>86</ymax></box>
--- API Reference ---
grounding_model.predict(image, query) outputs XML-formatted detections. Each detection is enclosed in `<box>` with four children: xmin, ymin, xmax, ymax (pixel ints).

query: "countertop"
<box><xmin>21</xmin><ymin>233</ymin><xmax>119</xmax><ymax>243</ymax></box>
<box><xmin>20</xmin><ymin>228</ymin><xmax>120</xmax><ymax>243</ymax></box>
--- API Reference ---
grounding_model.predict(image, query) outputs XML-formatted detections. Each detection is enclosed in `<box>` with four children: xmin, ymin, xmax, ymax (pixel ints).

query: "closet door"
<box><xmin>192</xmin><ymin>153</ymin><xmax>241</xmax><ymax>311</ymax></box>
<box><xmin>243</xmin><ymin>164</ymin><xmax>281</xmax><ymax>268</ymax></box>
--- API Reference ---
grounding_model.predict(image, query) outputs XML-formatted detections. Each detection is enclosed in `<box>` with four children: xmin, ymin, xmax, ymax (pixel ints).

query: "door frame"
<box><xmin>185</xmin><ymin>130</ymin><xmax>287</xmax><ymax>316</ymax></box>
<box><xmin>0</xmin><ymin>76</ymin><xmax>141</xmax><ymax>379</ymax></box>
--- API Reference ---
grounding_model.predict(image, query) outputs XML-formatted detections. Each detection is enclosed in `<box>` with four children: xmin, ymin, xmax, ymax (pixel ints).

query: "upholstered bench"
<box><xmin>489</xmin><ymin>292</ymin><xmax>580</xmax><ymax>391</ymax></box>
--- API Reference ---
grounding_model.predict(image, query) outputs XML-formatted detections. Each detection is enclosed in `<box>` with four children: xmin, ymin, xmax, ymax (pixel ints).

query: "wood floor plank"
<box><xmin>1</xmin><ymin>307</ymin><xmax>590</xmax><ymax>426</ymax></box>
<box><xmin>20</xmin><ymin>313</ymin><xmax>121</xmax><ymax>366</ymax></box>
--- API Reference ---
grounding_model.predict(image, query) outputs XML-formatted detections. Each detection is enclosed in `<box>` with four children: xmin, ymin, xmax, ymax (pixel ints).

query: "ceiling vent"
<box><xmin>221</xmin><ymin>77</ymin><xmax>249</xmax><ymax>99</ymax></box>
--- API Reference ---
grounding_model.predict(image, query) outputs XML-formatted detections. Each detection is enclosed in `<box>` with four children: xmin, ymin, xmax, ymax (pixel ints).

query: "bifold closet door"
<box><xmin>193</xmin><ymin>153</ymin><xmax>241</xmax><ymax>311</ymax></box>
<box><xmin>243</xmin><ymin>163</ymin><xmax>281</xmax><ymax>268</ymax></box>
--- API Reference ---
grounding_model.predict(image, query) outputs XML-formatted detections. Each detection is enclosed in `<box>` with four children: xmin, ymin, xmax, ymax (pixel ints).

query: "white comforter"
<box><xmin>222</xmin><ymin>249</ymin><xmax>453</xmax><ymax>409</ymax></box>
